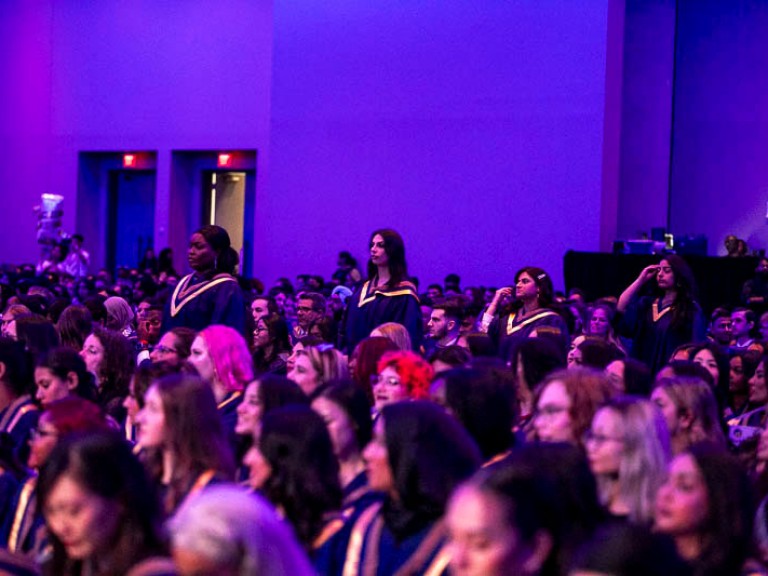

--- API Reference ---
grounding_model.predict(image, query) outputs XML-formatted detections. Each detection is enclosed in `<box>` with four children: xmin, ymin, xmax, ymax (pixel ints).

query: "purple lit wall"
<box><xmin>0</xmin><ymin>2</ymin><xmax>54</xmax><ymax>258</ymax></box>
<box><xmin>264</xmin><ymin>1</ymin><xmax>611</xmax><ymax>289</ymax></box>
<box><xmin>668</xmin><ymin>1</ymin><xmax>768</xmax><ymax>255</ymax></box>
<box><xmin>2</xmin><ymin>2</ymin><xmax>613</xmax><ymax>290</ymax></box>
<box><xmin>0</xmin><ymin>1</ymin><xmax>272</xmax><ymax>270</ymax></box>
<box><xmin>616</xmin><ymin>0</ymin><xmax>676</xmax><ymax>240</ymax></box>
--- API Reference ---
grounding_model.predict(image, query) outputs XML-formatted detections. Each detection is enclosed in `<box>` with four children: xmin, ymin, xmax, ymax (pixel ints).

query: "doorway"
<box><xmin>201</xmin><ymin>168</ymin><xmax>256</xmax><ymax>276</ymax></box>
<box><xmin>169</xmin><ymin>151</ymin><xmax>257</xmax><ymax>277</ymax></box>
<box><xmin>106</xmin><ymin>170</ymin><xmax>156</xmax><ymax>271</ymax></box>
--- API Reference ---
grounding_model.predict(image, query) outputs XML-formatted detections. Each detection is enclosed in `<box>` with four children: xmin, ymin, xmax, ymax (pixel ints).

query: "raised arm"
<box><xmin>479</xmin><ymin>286</ymin><xmax>513</xmax><ymax>333</ymax></box>
<box><xmin>617</xmin><ymin>265</ymin><xmax>659</xmax><ymax>312</ymax></box>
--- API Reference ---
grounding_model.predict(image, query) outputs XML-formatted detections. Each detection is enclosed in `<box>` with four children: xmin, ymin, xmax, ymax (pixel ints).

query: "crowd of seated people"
<box><xmin>3</xmin><ymin>225</ymin><xmax>768</xmax><ymax>575</ymax></box>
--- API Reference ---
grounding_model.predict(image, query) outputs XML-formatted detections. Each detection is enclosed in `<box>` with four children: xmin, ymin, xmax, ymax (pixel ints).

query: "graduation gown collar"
<box><xmin>358</xmin><ymin>280</ymin><xmax>420</xmax><ymax>307</ymax></box>
<box><xmin>170</xmin><ymin>273</ymin><xmax>237</xmax><ymax>317</ymax></box>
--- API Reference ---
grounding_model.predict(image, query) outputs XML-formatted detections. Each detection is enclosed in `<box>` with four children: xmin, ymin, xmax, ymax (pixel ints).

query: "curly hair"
<box><xmin>377</xmin><ymin>350</ymin><xmax>434</xmax><ymax>400</ymax></box>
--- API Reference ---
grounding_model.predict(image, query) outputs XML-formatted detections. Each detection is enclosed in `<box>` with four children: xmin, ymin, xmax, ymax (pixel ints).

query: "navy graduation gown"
<box><xmin>339</xmin><ymin>502</ymin><xmax>449</xmax><ymax>576</ymax></box>
<box><xmin>218</xmin><ymin>390</ymin><xmax>243</xmax><ymax>453</ymax></box>
<box><xmin>162</xmin><ymin>273</ymin><xmax>246</xmax><ymax>334</ymax></box>
<box><xmin>0</xmin><ymin>396</ymin><xmax>39</xmax><ymax>465</ymax></box>
<box><xmin>342</xmin><ymin>281</ymin><xmax>422</xmax><ymax>354</ymax></box>
<box><xmin>488</xmin><ymin>308</ymin><xmax>569</xmax><ymax>362</ymax></box>
<box><xmin>618</xmin><ymin>296</ymin><xmax>706</xmax><ymax>375</ymax></box>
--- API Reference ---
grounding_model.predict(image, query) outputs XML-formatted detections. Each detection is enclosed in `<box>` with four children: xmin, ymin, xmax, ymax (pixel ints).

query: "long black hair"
<box><xmin>259</xmin><ymin>406</ymin><xmax>342</xmax><ymax>550</ymax></box>
<box><xmin>316</xmin><ymin>379</ymin><xmax>372</xmax><ymax>453</ymax></box>
<box><xmin>686</xmin><ymin>443</ymin><xmax>755</xmax><ymax>576</ymax></box>
<box><xmin>366</xmin><ymin>229</ymin><xmax>409</xmax><ymax>287</ymax></box>
<box><xmin>257</xmin><ymin>375</ymin><xmax>309</xmax><ymax>414</ymax></box>
<box><xmin>38</xmin><ymin>432</ymin><xmax>166</xmax><ymax>575</ymax></box>
<box><xmin>659</xmin><ymin>254</ymin><xmax>700</xmax><ymax>331</ymax></box>
<box><xmin>503</xmin><ymin>442</ymin><xmax>603</xmax><ymax>576</ymax></box>
<box><xmin>437</xmin><ymin>367</ymin><xmax>516</xmax><ymax>460</ymax></box>
<box><xmin>381</xmin><ymin>401</ymin><xmax>481</xmax><ymax>539</ymax></box>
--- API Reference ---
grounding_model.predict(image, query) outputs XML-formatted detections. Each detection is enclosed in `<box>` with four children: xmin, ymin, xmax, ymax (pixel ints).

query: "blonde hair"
<box><xmin>593</xmin><ymin>397</ymin><xmax>671</xmax><ymax>524</ymax></box>
<box><xmin>370</xmin><ymin>322</ymin><xmax>412</xmax><ymax>351</ymax></box>
<box><xmin>304</xmin><ymin>345</ymin><xmax>349</xmax><ymax>386</ymax></box>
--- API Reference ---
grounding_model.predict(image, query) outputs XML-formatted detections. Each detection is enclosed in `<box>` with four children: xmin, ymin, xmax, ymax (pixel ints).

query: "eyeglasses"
<box><xmin>583</xmin><ymin>430</ymin><xmax>624</xmax><ymax>445</ymax></box>
<box><xmin>30</xmin><ymin>427</ymin><xmax>58</xmax><ymax>440</ymax></box>
<box><xmin>373</xmin><ymin>375</ymin><xmax>402</xmax><ymax>388</ymax></box>
<box><xmin>152</xmin><ymin>345</ymin><xmax>176</xmax><ymax>355</ymax></box>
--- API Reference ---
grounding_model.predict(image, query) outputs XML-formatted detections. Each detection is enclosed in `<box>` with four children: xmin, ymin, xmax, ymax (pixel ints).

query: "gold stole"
<box><xmin>651</xmin><ymin>299</ymin><xmax>673</xmax><ymax>323</ymax></box>
<box><xmin>217</xmin><ymin>391</ymin><xmax>242</xmax><ymax>411</ymax></box>
<box><xmin>342</xmin><ymin>501</ymin><xmax>450</xmax><ymax>576</ymax></box>
<box><xmin>505</xmin><ymin>309</ymin><xmax>559</xmax><ymax>336</ymax></box>
<box><xmin>343</xmin><ymin>502</ymin><xmax>383</xmax><ymax>576</ymax></box>
<box><xmin>358</xmin><ymin>281</ymin><xmax>420</xmax><ymax>307</ymax></box>
<box><xmin>188</xmin><ymin>469</ymin><xmax>216</xmax><ymax>499</ymax></box>
<box><xmin>8</xmin><ymin>476</ymin><xmax>37</xmax><ymax>552</ymax></box>
<box><xmin>170</xmin><ymin>273</ymin><xmax>237</xmax><ymax>317</ymax></box>
<box><xmin>0</xmin><ymin>397</ymin><xmax>37</xmax><ymax>433</ymax></box>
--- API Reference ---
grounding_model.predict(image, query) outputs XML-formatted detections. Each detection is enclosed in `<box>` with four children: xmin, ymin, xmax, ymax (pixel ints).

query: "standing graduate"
<box><xmin>162</xmin><ymin>225</ymin><xmax>245</xmax><ymax>335</ymax></box>
<box><xmin>617</xmin><ymin>255</ymin><xmax>706</xmax><ymax>376</ymax></box>
<box><xmin>341</xmin><ymin>229</ymin><xmax>422</xmax><ymax>354</ymax></box>
<box><xmin>480</xmin><ymin>266</ymin><xmax>568</xmax><ymax>363</ymax></box>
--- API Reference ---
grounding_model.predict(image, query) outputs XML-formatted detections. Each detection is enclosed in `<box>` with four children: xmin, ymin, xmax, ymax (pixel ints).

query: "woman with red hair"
<box><xmin>373</xmin><ymin>350</ymin><xmax>434</xmax><ymax>413</ymax></box>
<box><xmin>188</xmin><ymin>325</ymin><xmax>254</xmax><ymax>442</ymax></box>
<box><xmin>350</xmin><ymin>336</ymin><xmax>399</xmax><ymax>405</ymax></box>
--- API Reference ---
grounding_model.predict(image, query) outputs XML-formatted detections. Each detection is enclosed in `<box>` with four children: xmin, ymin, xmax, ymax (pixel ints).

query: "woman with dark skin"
<box><xmin>341</xmin><ymin>229</ymin><xmax>422</xmax><ymax>354</ymax></box>
<box><xmin>161</xmin><ymin>225</ymin><xmax>245</xmax><ymax>334</ymax></box>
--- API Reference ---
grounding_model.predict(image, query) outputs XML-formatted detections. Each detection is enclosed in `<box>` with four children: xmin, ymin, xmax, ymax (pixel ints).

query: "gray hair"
<box><xmin>168</xmin><ymin>485</ymin><xmax>315</xmax><ymax>576</ymax></box>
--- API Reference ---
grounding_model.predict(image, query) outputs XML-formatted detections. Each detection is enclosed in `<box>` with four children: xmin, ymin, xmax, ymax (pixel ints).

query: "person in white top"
<box><xmin>63</xmin><ymin>234</ymin><xmax>90</xmax><ymax>278</ymax></box>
